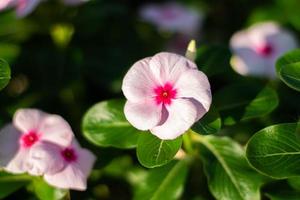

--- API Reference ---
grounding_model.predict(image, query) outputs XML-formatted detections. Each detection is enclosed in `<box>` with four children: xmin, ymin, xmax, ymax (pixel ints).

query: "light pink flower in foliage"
<box><xmin>0</xmin><ymin>0</ymin><xmax>44</xmax><ymax>17</ymax></box>
<box><xmin>230</xmin><ymin>21</ymin><xmax>298</xmax><ymax>78</ymax></box>
<box><xmin>140</xmin><ymin>2</ymin><xmax>203</xmax><ymax>36</ymax></box>
<box><xmin>29</xmin><ymin>139</ymin><xmax>96</xmax><ymax>190</ymax></box>
<box><xmin>122</xmin><ymin>52</ymin><xmax>212</xmax><ymax>140</ymax></box>
<box><xmin>0</xmin><ymin>109</ymin><xmax>73</xmax><ymax>174</ymax></box>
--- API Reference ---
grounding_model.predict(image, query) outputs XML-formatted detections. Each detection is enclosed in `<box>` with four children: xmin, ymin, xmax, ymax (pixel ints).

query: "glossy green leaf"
<box><xmin>137</xmin><ymin>133</ymin><xmax>182</xmax><ymax>168</ymax></box>
<box><xmin>82</xmin><ymin>99</ymin><xmax>140</xmax><ymax>149</ymax></box>
<box><xmin>246</xmin><ymin>123</ymin><xmax>300</xmax><ymax>179</ymax></box>
<box><xmin>265</xmin><ymin>190</ymin><xmax>300</xmax><ymax>200</ymax></box>
<box><xmin>134</xmin><ymin>159</ymin><xmax>189</xmax><ymax>200</ymax></box>
<box><xmin>214</xmin><ymin>83</ymin><xmax>278</xmax><ymax>125</ymax></box>
<box><xmin>0</xmin><ymin>171</ymin><xmax>30</xmax><ymax>199</ymax></box>
<box><xmin>276</xmin><ymin>50</ymin><xmax>300</xmax><ymax>91</ymax></box>
<box><xmin>288</xmin><ymin>177</ymin><xmax>300</xmax><ymax>191</ymax></box>
<box><xmin>0</xmin><ymin>59</ymin><xmax>11</xmax><ymax>91</ymax></box>
<box><xmin>197</xmin><ymin>135</ymin><xmax>267</xmax><ymax>200</ymax></box>
<box><xmin>32</xmin><ymin>178</ymin><xmax>68</xmax><ymax>200</ymax></box>
<box><xmin>191</xmin><ymin>107</ymin><xmax>221</xmax><ymax>135</ymax></box>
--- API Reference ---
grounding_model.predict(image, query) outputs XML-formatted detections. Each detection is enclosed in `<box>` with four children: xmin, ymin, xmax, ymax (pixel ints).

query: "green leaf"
<box><xmin>137</xmin><ymin>133</ymin><xmax>182</xmax><ymax>168</ymax></box>
<box><xmin>0</xmin><ymin>171</ymin><xmax>30</xmax><ymax>199</ymax></box>
<box><xmin>32</xmin><ymin>178</ymin><xmax>68</xmax><ymax>200</ymax></box>
<box><xmin>288</xmin><ymin>177</ymin><xmax>300</xmax><ymax>191</ymax></box>
<box><xmin>265</xmin><ymin>190</ymin><xmax>300</xmax><ymax>200</ymax></box>
<box><xmin>276</xmin><ymin>50</ymin><xmax>300</xmax><ymax>91</ymax></box>
<box><xmin>134</xmin><ymin>159</ymin><xmax>189</xmax><ymax>200</ymax></box>
<box><xmin>196</xmin><ymin>134</ymin><xmax>267</xmax><ymax>200</ymax></box>
<box><xmin>246</xmin><ymin>123</ymin><xmax>300</xmax><ymax>179</ymax></box>
<box><xmin>82</xmin><ymin>99</ymin><xmax>140</xmax><ymax>149</ymax></box>
<box><xmin>0</xmin><ymin>59</ymin><xmax>11</xmax><ymax>91</ymax></box>
<box><xmin>195</xmin><ymin>45</ymin><xmax>231</xmax><ymax>77</ymax></box>
<box><xmin>214</xmin><ymin>83</ymin><xmax>278</xmax><ymax>125</ymax></box>
<box><xmin>191</xmin><ymin>107</ymin><xmax>221</xmax><ymax>135</ymax></box>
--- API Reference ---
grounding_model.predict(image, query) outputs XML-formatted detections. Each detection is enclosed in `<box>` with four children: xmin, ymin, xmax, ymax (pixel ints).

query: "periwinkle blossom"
<box><xmin>0</xmin><ymin>0</ymin><xmax>43</xmax><ymax>17</ymax></box>
<box><xmin>0</xmin><ymin>109</ymin><xmax>73</xmax><ymax>174</ymax></box>
<box><xmin>0</xmin><ymin>0</ymin><xmax>89</xmax><ymax>17</ymax></box>
<box><xmin>122</xmin><ymin>52</ymin><xmax>212</xmax><ymax>140</ymax></box>
<box><xmin>230</xmin><ymin>21</ymin><xmax>298</xmax><ymax>78</ymax></box>
<box><xmin>139</xmin><ymin>2</ymin><xmax>203</xmax><ymax>36</ymax></box>
<box><xmin>29</xmin><ymin>140</ymin><xmax>96</xmax><ymax>191</ymax></box>
<box><xmin>0</xmin><ymin>108</ymin><xmax>96</xmax><ymax>190</ymax></box>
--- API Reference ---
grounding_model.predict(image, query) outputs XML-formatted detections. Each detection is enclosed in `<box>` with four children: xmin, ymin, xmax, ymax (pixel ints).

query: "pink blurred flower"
<box><xmin>230</xmin><ymin>21</ymin><xmax>298</xmax><ymax>78</ymax></box>
<box><xmin>0</xmin><ymin>0</ymin><xmax>43</xmax><ymax>17</ymax></box>
<box><xmin>0</xmin><ymin>109</ymin><xmax>73</xmax><ymax>174</ymax></box>
<box><xmin>29</xmin><ymin>139</ymin><xmax>96</xmax><ymax>191</ymax></box>
<box><xmin>122</xmin><ymin>52</ymin><xmax>211</xmax><ymax>140</ymax></box>
<box><xmin>140</xmin><ymin>2</ymin><xmax>203</xmax><ymax>36</ymax></box>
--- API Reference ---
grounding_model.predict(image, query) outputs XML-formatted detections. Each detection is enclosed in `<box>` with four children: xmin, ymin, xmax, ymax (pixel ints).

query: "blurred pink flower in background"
<box><xmin>122</xmin><ymin>52</ymin><xmax>211</xmax><ymax>140</ymax></box>
<box><xmin>0</xmin><ymin>0</ymin><xmax>43</xmax><ymax>17</ymax></box>
<box><xmin>230</xmin><ymin>21</ymin><xmax>298</xmax><ymax>78</ymax></box>
<box><xmin>140</xmin><ymin>2</ymin><xmax>203</xmax><ymax>36</ymax></box>
<box><xmin>0</xmin><ymin>0</ymin><xmax>89</xmax><ymax>17</ymax></box>
<box><xmin>0</xmin><ymin>109</ymin><xmax>73</xmax><ymax>174</ymax></box>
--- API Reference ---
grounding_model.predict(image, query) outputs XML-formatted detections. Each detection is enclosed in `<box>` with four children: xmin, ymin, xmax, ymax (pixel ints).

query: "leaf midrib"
<box><xmin>201</xmin><ymin>138</ymin><xmax>244</xmax><ymax>200</ymax></box>
<box><xmin>150</xmin><ymin>160</ymin><xmax>186</xmax><ymax>200</ymax></box>
<box><xmin>251</xmin><ymin>151</ymin><xmax>300</xmax><ymax>158</ymax></box>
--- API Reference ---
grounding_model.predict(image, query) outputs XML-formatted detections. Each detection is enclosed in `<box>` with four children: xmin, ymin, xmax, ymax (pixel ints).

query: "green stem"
<box><xmin>182</xmin><ymin>131</ymin><xmax>194</xmax><ymax>154</ymax></box>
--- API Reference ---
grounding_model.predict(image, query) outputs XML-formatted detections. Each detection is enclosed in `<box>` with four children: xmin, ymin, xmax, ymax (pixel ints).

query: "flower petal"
<box><xmin>122</xmin><ymin>57</ymin><xmax>158</xmax><ymax>102</ymax></box>
<box><xmin>150</xmin><ymin>99</ymin><xmax>197</xmax><ymax>140</ymax></box>
<box><xmin>0</xmin><ymin>124</ymin><xmax>29</xmax><ymax>173</ymax></box>
<box><xmin>16</xmin><ymin>0</ymin><xmax>42</xmax><ymax>17</ymax></box>
<box><xmin>44</xmin><ymin>141</ymin><xmax>96</xmax><ymax>191</ymax></box>
<box><xmin>0</xmin><ymin>0</ymin><xmax>15</xmax><ymax>10</ymax></box>
<box><xmin>175</xmin><ymin>69</ymin><xmax>212</xmax><ymax>111</ymax></box>
<box><xmin>124</xmin><ymin>100</ymin><xmax>162</xmax><ymax>130</ymax></box>
<box><xmin>27</xmin><ymin>142</ymin><xmax>64</xmax><ymax>176</ymax></box>
<box><xmin>149</xmin><ymin>52</ymin><xmax>197</xmax><ymax>84</ymax></box>
<box><xmin>39</xmin><ymin>114</ymin><xmax>74</xmax><ymax>147</ymax></box>
<box><xmin>13</xmin><ymin>109</ymin><xmax>47</xmax><ymax>134</ymax></box>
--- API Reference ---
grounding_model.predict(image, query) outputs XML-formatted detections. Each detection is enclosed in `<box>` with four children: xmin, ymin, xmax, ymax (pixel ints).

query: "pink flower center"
<box><xmin>255</xmin><ymin>43</ymin><xmax>273</xmax><ymax>57</ymax></box>
<box><xmin>154</xmin><ymin>82</ymin><xmax>177</xmax><ymax>105</ymax></box>
<box><xmin>61</xmin><ymin>148</ymin><xmax>77</xmax><ymax>162</ymax></box>
<box><xmin>20</xmin><ymin>131</ymin><xmax>40</xmax><ymax>148</ymax></box>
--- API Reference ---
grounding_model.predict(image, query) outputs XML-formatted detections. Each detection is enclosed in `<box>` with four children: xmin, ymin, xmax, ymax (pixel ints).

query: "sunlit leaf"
<box><xmin>134</xmin><ymin>159</ymin><xmax>189</xmax><ymax>200</ymax></box>
<box><xmin>0</xmin><ymin>59</ymin><xmax>11</xmax><ymax>91</ymax></box>
<box><xmin>0</xmin><ymin>171</ymin><xmax>30</xmax><ymax>199</ymax></box>
<box><xmin>246</xmin><ymin>123</ymin><xmax>300</xmax><ymax>179</ymax></box>
<box><xmin>82</xmin><ymin>99</ymin><xmax>140</xmax><ymax>149</ymax></box>
<box><xmin>197</xmin><ymin>135</ymin><xmax>267</xmax><ymax>200</ymax></box>
<box><xmin>214</xmin><ymin>83</ymin><xmax>278</xmax><ymax>125</ymax></box>
<box><xmin>32</xmin><ymin>178</ymin><xmax>68</xmax><ymax>200</ymax></box>
<box><xmin>276</xmin><ymin>49</ymin><xmax>300</xmax><ymax>92</ymax></box>
<box><xmin>137</xmin><ymin>133</ymin><xmax>182</xmax><ymax>168</ymax></box>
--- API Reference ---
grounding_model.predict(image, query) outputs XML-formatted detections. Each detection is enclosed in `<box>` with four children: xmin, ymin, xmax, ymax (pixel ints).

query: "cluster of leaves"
<box><xmin>80</xmin><ymin>47</ymin><xmax>300</xmax><ymax>200</ymax></box>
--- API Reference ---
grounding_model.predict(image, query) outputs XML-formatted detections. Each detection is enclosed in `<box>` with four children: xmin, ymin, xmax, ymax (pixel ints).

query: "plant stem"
<box><xmin>182</xmin><ymin>131</ymin><xmax>194</xmax><ymax>154</ymax></box>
